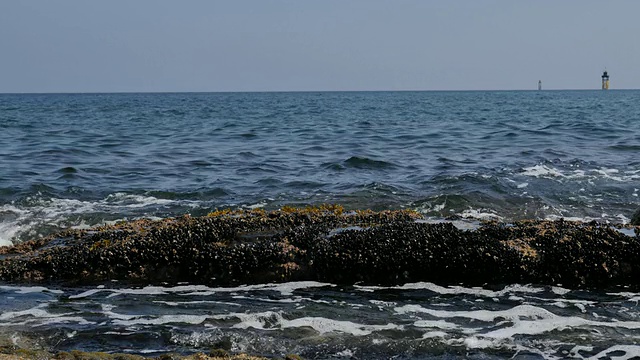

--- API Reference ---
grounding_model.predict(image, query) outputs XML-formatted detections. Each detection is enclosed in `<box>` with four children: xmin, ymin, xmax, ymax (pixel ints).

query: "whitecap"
<box><xmin>244</xmin><ymin>201</ymin><xmax>267</xmax><ymax>210</ymax></box>
<box><xmin>0</xmin><ymin>192</ymin><xmax>201</xmax><ymax>246</ymax></box>
<box><xmin>521</xmin><ymin>165</ymin><xmax>565</xmax><ymax>178</ymax></box>
<box><xmin>0</xmin><ymin>303</ymin><xmax>95</xmax><ymax>327</ymax></box>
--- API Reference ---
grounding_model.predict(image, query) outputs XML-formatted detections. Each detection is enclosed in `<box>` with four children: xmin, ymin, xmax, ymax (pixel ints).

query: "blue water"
<box><xmin>1</xmin><ymin>90</ymin><xmax>639</xmax><ymax>244</ymax></box>
<box><xmin>1</xmin><ymin>91</ymin><xmax>640</xmax><ymax>359</ymax></box>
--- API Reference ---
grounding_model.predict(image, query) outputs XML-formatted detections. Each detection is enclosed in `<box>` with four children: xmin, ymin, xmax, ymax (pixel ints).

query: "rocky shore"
<box><xmin>1</xmin><ymin>206</ymin><xmax>639</xmax><ymax>290</ymax></box>
<box><xmin>0</xmin><ymin>349</ymin><xmax>277</xmax><ymax>360</ymax></box>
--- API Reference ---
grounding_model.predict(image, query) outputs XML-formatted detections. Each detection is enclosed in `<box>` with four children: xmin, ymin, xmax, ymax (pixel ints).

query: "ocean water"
<box><xmin>1</xmin><ymin>90</ymin><xmax>640</xmax><ymax>358</ymax></box>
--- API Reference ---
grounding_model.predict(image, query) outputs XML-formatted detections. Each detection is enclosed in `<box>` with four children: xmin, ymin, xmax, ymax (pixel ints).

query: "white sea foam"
<box><xmin>0</xmin><ymin>285</ymin><xmax>64</xmax><ymax>294</ymax></box>
<box><xmin>153</xmin><ymin>300</ymin><xmax>242</xmax><ymax>307</ymax></box>
<box><xmin>395</xmin><ymin>303</ymin><xmax>640</xmax><ymax>339</ymax></box>
<box><xmin>285</xmin><ymin>317</ymin><xmax>399</xmax><ymax>336</ymax></box>
<box><xmin>356</xmin><ymin>282</ymin><xmax>543</xmax><ymax>298</ymax></box>
<box><xmin>97</xmin><ymin>304</ymin><xmax>135</xmax><ymax>323</ymax></box>
<box><xmin>459</xmin><ymin>336</ymin><xmax>505</xmax><ymax>349</ymax></box>
<box><xmin>521</xmin><ymin>164</ymin><xmax>640</xmax><ymax>183</ymax></box>
<box><xmin>70</xmin><ymin>281</ymin><xmax>335</xmax><ymax>300</ymax></box>
<box><xmin>616</xmin><ymin>214</ymin><xmax>631</xmax><ymax>224</ymax></box>
<box><xmin>180</xmin><ymin>281</ymin><xmax>335</xmax><ymax>296</ymax></box>
<box><xmin>369</xmin><ymin>299</ymin><xmax>397</xmax><ymax>308</ymax></box>
<box><xmin>0</xmin><ymin>204</ymin><xmax>32</xmax><ymax>246</ymax></box>
<box><xmin>415</xmin><ymin>218</ymin><xmax>481</xmax><ymax>231</ymax></box>
<box><xmin>521</xmin><ymin>165</ymin><xmax>565</xmax><ymax>178</ymax></box>
<box><xmin>606</xmin><ymin>291</ymin><xmax>640</xmax><ymax>305</ymax></box>
<box><xmin>230</xmin><ymin>311</ymin><xmax>401</xmax><ymax>336</ymax></box>
<box><xmin>459</xmin><ymin>208</ymin><xmax>503</xmax><ymax>221</ymax></box>
<box><xmin>334</xmin><ymin>349</ymin><xmax>355</xmax><ymax>357</ymax></box>
<box><xmin>433</xmin><ymin>203</ymin><xmax>446</xmax><ymax>211</ymax></box>
<box><xmin>244</xmin><ymin>201</ymin><xmax>267</xmax><ymax>209</ymax></box>
<box><xmin>544</xmin><ymin>214</ymin><xmax>597</xmax><ymax>222</ymax></box>
<box><xmin>112</xmin><ymin>314</ymin><xmax>210</xmax><ymax>326</ymax></box>
<box><xmin>108</xmin><ymin>308</ymin><xmax>400</xmax><ymax>336</ymax></box>
<box><xmin>413</xmin><ymin>200</ymin><xmax>446</xmax><ymax>214</ymax></box>
<box><xmin>0</xmin><ymin>192</ymin><xmax>199</xmax><ymax>246</ymax></box>
<box><xmin>581</xmin><ymin>345</ymin><xmax>640</xmax><ymax>360</ymax></box>
<box><xmin>414</xmin><ymin>205</ymin><xmax>500</xmax><ymax>222</ymax></box>
<box><xmin>103</xmin><ymin>331</ymin><xmax>138</xmax><ymax>336</ymax></box>
<box><xmin>0</xmin><ymin>303</ymin><xmax>95</xmax><ymax>327</ymax></box>
<box><xmin>413</xmin><ymin>319</ymin><xmax>460</xmax><ymax>331</ymax></box>
<box><xmin>546</xmin><ymin>298</ymin><xmax>595</xmax><ymax>312</ymax></box>
<box><xmin>232</xmin><ymin>295</ymin><xmax>301</xmax><ymax>304</ymax></box>
<box><xmin>421</xmin><ymin>330</ymin><xmax>448</xmax><ymax>339</ymax></box>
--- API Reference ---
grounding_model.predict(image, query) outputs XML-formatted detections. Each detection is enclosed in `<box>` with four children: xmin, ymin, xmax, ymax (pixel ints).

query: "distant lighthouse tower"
<box><xmin>601</xmin><ymin>70</ymin><xmax>610</xmax><ymax>90</ymax></box>
<box><xmin>538</xmin><ymin>80</ymin><xmax>542</xmax><ymax>91</ymax></box>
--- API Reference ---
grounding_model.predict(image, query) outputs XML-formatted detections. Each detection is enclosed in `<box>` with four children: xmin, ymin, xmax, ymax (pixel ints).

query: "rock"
<box><xmin>631</xmin><ymin>208</ymin><xmax>640</xmax><ymax>225</ymax></box>
<box><xmin>1</xmin><ymin>206</ymin><xmax>640</xmax><ymax>290</ymax></box>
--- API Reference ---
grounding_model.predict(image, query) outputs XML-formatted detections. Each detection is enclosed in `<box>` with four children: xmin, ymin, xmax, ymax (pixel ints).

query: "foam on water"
<box><xmin>522</xmin><ymin>164</ymin><xmax>640</xmax><ymax>183</ymax></box>
<box><xmin>522</xmin><ymin>165</ymin><xmax>566</xmax><ymax>178</ymax></box>
<box><xmin>0</xmin><ymin>285</ymin><xmax>64</xmax><ymax>295</ymax></box>
<box><xmin>0</xmin><ymin>204</ymin><xmax>31</xmax><ymax>246</ymax></box>
<box><xmin>230</xmin><ymin>312</ymin><xmax>401</xmax><ymax>336</ymax></box>
<box><xmin>395</xmin><ymin>303</ymin><xmax>640</xmax><ymax>340</ymax></box>
<box><xmin>585</xmin><ymin>345</ymin><xmax>640</xmax><ymax>360</ymax></box>
<box><xmin>355</xmin><ymin>282</ymin><xmax>544</xmax><ymax>298</ymax></box>
<box><xmin>459</xmin><ymin>208</ymin><xmax>504</xmax><ymax>221</ymax></box>
<box><xmin>70</xmin><ymin>281</ymin><xmax>334</xmax><ymax>300</ymax></box>
<box><xmin>0</xmin><ymin>303</ymin><xmax>95</xmax><ymax>327</ymax></box>
<box><xmin>2</xmin><ymin>281</ymin><xmax>640</xmax><ymax>358</ymax></box>
<box><xmin>105</xmin><ymin>307</ymin><xmax>401</xmax><ymax>337</ymax></box>
<box><xmin>0</xmin><ymin>192</ymin><xmax>201</xmax><ymax>246</ymax></box>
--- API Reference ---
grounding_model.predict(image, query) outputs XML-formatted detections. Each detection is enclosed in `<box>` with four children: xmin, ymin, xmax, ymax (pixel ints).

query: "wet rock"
<box><xmin>631</xmin><ymin>208</ymin><xmax>640</xmax><ymax>225</ymax></box>
<box><xmin>0</xmin><ymin>350</ymin><xmax>268</xmax><ymax>359</ymax></box>
<box><xmin>1</xmin><ymin>206</ymin><xmax>640</xmax><ymax>290</ymax></box>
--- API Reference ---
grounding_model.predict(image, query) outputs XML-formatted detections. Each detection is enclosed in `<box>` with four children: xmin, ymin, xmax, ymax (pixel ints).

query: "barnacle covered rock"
<box><xmin>0</xmin><ymin>206</ymin><xmax>639</xmax><ymax>290</ymax></box>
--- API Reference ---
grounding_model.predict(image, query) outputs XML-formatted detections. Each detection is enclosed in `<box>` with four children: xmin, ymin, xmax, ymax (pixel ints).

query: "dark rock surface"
<box><xmin>1</xmin><ymin>206</ymin><xmax>639</xmax><ymax>290</ymax></box>
<box><xmin>631</xmin><ymin>208</ymin><xmax>640</xmax><ymax>226</ymax></box>
<box><xmin>0</xmin><ymin>348</ymin><xmax>266</xmax><ymax>359</ymax></box>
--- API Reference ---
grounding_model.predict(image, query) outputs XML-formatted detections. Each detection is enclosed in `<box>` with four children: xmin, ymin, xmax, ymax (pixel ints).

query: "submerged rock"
<box><xmin>0</xmin><ymin>206</ymin><xmax>639</xmax><ymax>290</ymax></box>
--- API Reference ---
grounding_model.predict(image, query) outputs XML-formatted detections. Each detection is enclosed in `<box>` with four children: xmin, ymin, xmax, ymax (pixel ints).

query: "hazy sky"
<box><xmin>1</xmin><ymin>1</ymin><xmax>639</xmax><ymax>93</ymax></box>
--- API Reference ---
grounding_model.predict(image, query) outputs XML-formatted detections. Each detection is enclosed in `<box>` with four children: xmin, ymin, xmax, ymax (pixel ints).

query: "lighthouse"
<box><xmin>601</xmin><ymin>71</ymin><xmax>610</xmax><ymax>90</ymax></box>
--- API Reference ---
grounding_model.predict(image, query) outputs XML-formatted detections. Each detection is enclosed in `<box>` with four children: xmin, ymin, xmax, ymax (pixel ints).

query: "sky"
<box><xmin>1</xmin><ymin>1</ymin><xmax>639</xmax><ymax>93</ymax></box>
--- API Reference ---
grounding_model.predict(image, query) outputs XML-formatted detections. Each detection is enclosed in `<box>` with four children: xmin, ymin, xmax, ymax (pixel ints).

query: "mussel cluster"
<box><xmin>1</xmin><ymin>206</ymin><xmax>639</xmax><ymax>289</ymax></box>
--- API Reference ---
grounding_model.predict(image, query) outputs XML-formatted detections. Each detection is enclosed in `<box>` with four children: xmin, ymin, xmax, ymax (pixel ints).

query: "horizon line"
<box><xmin>0</xmin><ymin>88</ymin><xmax>636</xmax><ymax>95</ymax></box>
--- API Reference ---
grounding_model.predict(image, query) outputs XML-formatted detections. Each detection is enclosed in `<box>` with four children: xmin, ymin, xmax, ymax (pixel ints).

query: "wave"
<box><xmin>608</xmin><ymin>144</ymin><xmax>640</xmax><ymax>151</ymax></box>
<box><xmin>342</xmin><ymin>156</ymin><xmax>396</xmax><ymax>170</ymax></box>
<box><xmin>521</xmin><ymin>164</ymin><xmax>640</xmax><ymax>182</ymax></box>
<box><xmin>0</xmin><ymin>192</ymin><xmax>201</xmax><ymax>246</ymax></box>
<box><xmin>56</xmin><ymin>166</ymin><xmax>78</xmax><ymax>174</ymax></box>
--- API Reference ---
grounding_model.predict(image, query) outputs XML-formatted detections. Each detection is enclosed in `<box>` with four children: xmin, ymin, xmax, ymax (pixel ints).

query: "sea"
<box><xmin>0</xmin><ymin>90</ymin><xmax>639</xmax><ymax>359</ymax></box>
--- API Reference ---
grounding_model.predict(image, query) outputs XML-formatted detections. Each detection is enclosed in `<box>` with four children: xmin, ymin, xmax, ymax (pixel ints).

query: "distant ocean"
<box><xmin>1</xmin><ymin>91</ymin><xmax>640</xmax><ymax>359</ymax></box>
